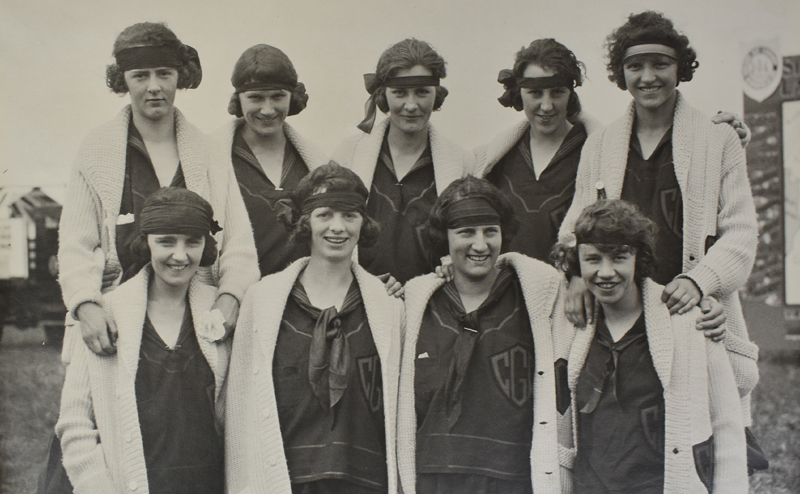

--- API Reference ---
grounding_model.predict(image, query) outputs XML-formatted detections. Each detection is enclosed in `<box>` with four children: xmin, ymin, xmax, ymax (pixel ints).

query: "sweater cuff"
<box><xmin>216</xmin><ymin>284</ymin><xmax>246</xmax><ymax>305</ymax></box>
<box><xmin>682</xmin><ymin>264</ymin><xmax>722</xmax><ymax>298</ymax></box>
<box><xmin>558</xmin><ymin>444</ymin><xmax>576</xmax><ymax>469</ymax></box>
<box><xmin>70</xmin><ymin>469</ymin><xmax>116</xmax><ymax>494</ymax></box>
<box><xmin>67</xmin><ymin>290</ymin><xmax>103</xmax><ymax>320</ymax></box>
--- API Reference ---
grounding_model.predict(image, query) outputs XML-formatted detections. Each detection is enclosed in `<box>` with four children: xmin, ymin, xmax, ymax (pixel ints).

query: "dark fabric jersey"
<box><xmin>135</xmin><ymin>305</ymin><xmax>223</xmax><ymax>494</ymax></box>
<box><xmin>273</xmin><ymin>280</ymin><xmax>387</xmax><ymax>491</ymax></box>
<box><xmin>118</xmin><ymin>122</ymin><xmax>186</xmax><ymax>282</ymax></box>
<box><xmin>574</xmin><ymin>312</ymin><xmax>665</xmax><ymax>494</ymax></box>
<box><xmin>414</xmin><ymin>267</ymin><xmax>535</xmax><ymax>492</ymax></box>
<box><xmin>486</xmin><ymin>123</ymin><xmax>586</xmax><ymax>262</ymax></box>
<box><xmin>358</xmin><ymin>136</ymin><xmax>437</xmax><ymax>283</ymax></box>
<box><xmin>620</xmin><ymin>127</ymin><xmax>683</xmax><ymax>285</ymax></box>
<box><xmin>231</xmin><ymin>127</ymin><xmax>310</xmax><ymax>277</ymax></box>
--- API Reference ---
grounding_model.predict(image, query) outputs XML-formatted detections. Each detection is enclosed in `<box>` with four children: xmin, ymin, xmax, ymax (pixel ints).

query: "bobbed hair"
<box><xmin>227</xmin><ymin>44</ymin><xmax>309</xmax><ymax>117</ymax></box>
<box><xmin>551</xmin><ymin>199</ymin><xmax>657</xmax><ymax>283</ymax></box>
<box><xmin>374</xmin><ymin>38</ymin><xmax>449</xmax><ymax>113</ymax></box>
<box><xmin>507</xmin><ymin>38</ymin><xmax>585</xmax><ymax>119</ymax></box>
<box><xmin>605</xmin><ymin>11</ymin><xmax>698</xmax><ymax>90</ymax></box>
<box><xmin>106</xmin><ymin>22</ymin><xmax>202</xmax><ymax>94</ymax></box>
<box><xmin>288</xmin><ymin>161</ymin><xmax>380</xmax><ymax>249</ymax></box>
<box><xmin>423</xmin><ymin>176</ymin><xmax>520</xmax><ymax>264</ymax></box>
<box><xmin>130</xmin><ymin>232</ymin><xmax>218</xmax><ymax>268</ymax></box>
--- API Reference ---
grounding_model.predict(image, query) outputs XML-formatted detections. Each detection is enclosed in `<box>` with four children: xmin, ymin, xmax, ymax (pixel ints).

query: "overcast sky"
<box><xmin>1</xmin><ymin>0</ymin><xmax>797</xmax><ymax>195</ymax></box>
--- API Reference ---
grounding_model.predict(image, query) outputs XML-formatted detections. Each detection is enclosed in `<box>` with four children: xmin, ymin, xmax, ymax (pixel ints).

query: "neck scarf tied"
<box><xmin>291</xmin><ymin>281</ymin><xmax>363</xmax><ymax>411</ymax></box>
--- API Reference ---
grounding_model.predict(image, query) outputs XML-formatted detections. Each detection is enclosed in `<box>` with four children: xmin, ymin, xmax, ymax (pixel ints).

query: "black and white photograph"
<box><xmin>1</xmin><ymin>0</ymin><xmax>798</xmax><ymax>492</ymax></box>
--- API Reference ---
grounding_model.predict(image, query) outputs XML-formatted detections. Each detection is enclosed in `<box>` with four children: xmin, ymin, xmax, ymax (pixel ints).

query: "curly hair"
<box><xmin>551</xmin><ymin>199</ymin><xmax>657</xmax><ymax>283</ymax></box>
<box><xmin>374</xmin><ymin>38</ymin><xmax>449</xmax><ymax>113</ymax></box>
<box><xmin>423</xmin><ymin>176</ymin><xmax>519</xmax><ymax>264</ymax></box>
<box><xmin>505</xmin><ymin>38</ymin><xmax>585</xmax><ymax>119</ymax></box>
<box><xmin>106</xmin><ymin>22</ymin><xmax>202</xmax><ymax>94</ymax></box>
<box><xmin>130</xmin><ymin>233</ymin><xmax>218</xmax><ymax>268</ymax></box>
<box><xmin>288</xmin><ymin>162</ymin><xmax>380</xmax><ymax>248</ymax></box>
<box><xmin>605</xmin><ymin>11</ymin><xmax>698</xmax><ymax>90</ymax></box>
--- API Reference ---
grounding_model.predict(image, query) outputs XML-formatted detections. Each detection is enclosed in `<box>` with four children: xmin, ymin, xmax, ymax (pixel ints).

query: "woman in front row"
<box><xmin>555</xmin><ymin>199</ymin><xmax>746</xmax><ymax>493</ymax></box>
<box><xmin>397</xmin><ymin>176</ymin><xmax>575</xmax><ymax>494</ymax></box>
<box><xmin>225</xmin><ymin>163</ymin><xmax>403</xmax><ymax>494</ymax></box>
<box><xmin>57</xmin><ymin>188</ymin><xmax>229</xmax><ymax>494</ymax></box>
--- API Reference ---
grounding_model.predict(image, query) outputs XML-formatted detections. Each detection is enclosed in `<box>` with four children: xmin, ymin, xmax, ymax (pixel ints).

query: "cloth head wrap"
<box><xmin>443</xmin><ymin>197</ymin><xmax>501</xmax><ymax>229</ymax></box>
<box><xmin>357</xmin><ymin>73</ymin><xmax>440</xmax><ymax>134</ymax></box>
<box><xmin>575</xmin><ymin>230</ymin><xmax>635</xmax><ymax>247</ymax></box>
<box><xmin>497</xmin><ymin>69</ymin><xmax>577</xmax><ymax>110</ymax></box>
<box><xmin>300</xmin><ymin>191</ymin><xmax>367</xmax><ymax>216</ymax></box>
<box><xmin>115</xmin><ymin>45</ymin><xmax>184</xmax><ymax>71</ymax></box>
<box><xmin>622</xmin><ymin>42</ymin><xmax>678</xmax><ymax>62</ymax></box>
<box><xmin>231</xmin><ymin>44</ymin><xmax>300</xmax><ymax>93</ymax></box>
<box><xmin>139</xmin><ymin>188</ymin><xmax>221</xmax><ymax>236</ymax></box>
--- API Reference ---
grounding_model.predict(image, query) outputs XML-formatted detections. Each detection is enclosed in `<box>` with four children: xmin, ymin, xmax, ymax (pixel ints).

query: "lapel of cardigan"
<box><xmin>642</xmin><ymin>279</ymin><xmax>674</xmax><ymax>388</ymax></box>
<box><xmin>254</xmin><ymin>258</ymin><xmax>310</xmax><ymax>366</ymax></box>
<box><xmin>428</xmin><ymin>122</ymin><xmax>464</xmax><ymax>194</ymax></box>
<box><xmin>480</xmin><ymin>120</ymin><xmax>531</xmax><ymax>178</ymax></box>
<box><xmin>81</xmin><ymin>106</ymin><xmax>130</xmax><ymax>243</ymax></box>
<box><xmin>352</xmin><ymin>264</ymin><xmax>393</xmax><ymax>368</ymax></box>
<box><xmin>284</xmin><ymin>122</ymin><xmax>328</xmax><ymax>171</ymax></box>
<box><xmin>115</xmin><ymin>267</ymin><xmax>149</xmax><ymax>381</ymax></box>
<box><xmin>174</xmin><ymin>108</ymin><xmax>210</xmax><ymax>198</ymax></box>
<box><xmin>670</xmin><ymin>92</ymin><xmax>693</xmax><ymax>195</ymax></box>
<box><xmin>601</xmin><ymin>102</ymin><xmax>637</xmax><ymax>201</ymax></box>
<box><xmin>189</xmin><ymin>278</ymin><xmax>229</xmax><ymax>404</ymax></box>
<box><xmin>350</xmin><ymin>119</ymin><xmax>388</xmax><ymax>191</ymax></box>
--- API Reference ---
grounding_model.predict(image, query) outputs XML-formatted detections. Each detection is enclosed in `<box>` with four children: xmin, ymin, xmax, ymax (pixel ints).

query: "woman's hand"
<box><xmin>661</xmin><ymin>277</ymin><xmax>702</xmax><ymax>314</ymax></box>
<box><xmin>566</xmin><ymin>276</ymin><xmax>594</xmax><ymax>327</ymax></box>
<box><xmin>100</xmin><ymin>264</ymin><xmax>122</xmax><ymax>290</ymax></box>
<box><xmin>378</xmin><ymin>273</ymin><xmax>404</xmax><ymax>299</ymax></box>
<box><xmin>712</xmin><ymin>111</ymin><xmax>751</xmax><ymax>148</ymax></box>
<box><xmin>435</xmin><ymin>255</ymin><xmax>455</xmax><ymax>282</ymax></box>
<box><xmin>76</xmin><ymin>301</ymin><xmax>117</xmax><ymax>356</ymax></box>
<box><xmin>696</xmin><ymin>296</ymin><xmax>726</xmax><ymax>341</ymax></box>
<box><xmin>213</xmin><ymin>293</ymin><xmax>240</xmax><ymax>340</ymax></box>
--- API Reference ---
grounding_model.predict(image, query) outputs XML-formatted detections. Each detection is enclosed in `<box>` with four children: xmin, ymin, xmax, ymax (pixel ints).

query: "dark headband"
<box><xmin>444</xmin><ymin>197</ymin><xmax>501</xmax><ymax>229</ymax></box>
<box><xmin>575</xmin><ymin>231</ymin><xmax>635</xmax><ymax>247</ymax></box>
<box><xmin>234</xmin><ymin>80</ymin><xmax>297</xmax><ymax>94</ymax></box>
<box><xmin>139</xmin><ymin>203</ymin><xmax>221</xmax><ymax>236</ymax></box>
<box><xmin>115</xmin><ymin>46</ymin><xmax>184</xmax><ymax>71</ymax></box>
<box><xmin>301</xmin><ymin>191</ymin><xmax>367</xmax><ymax>215</ymax></box>
<box><xmin>357</xmin><ymin>73</ymin><xmax>441</xmax><ymax>134</ymax></box>
<box><xmin>517</xmin><ymin>74</ymin><xmax>576</xmax><ymax>90</ymax></box>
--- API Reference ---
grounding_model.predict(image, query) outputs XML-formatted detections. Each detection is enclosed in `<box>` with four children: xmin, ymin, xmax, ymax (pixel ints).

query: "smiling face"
<box><xmin>578</xmin><ymin>243</ymin><xmax>639</xmax><ymax>309</ymax></box>
<box><xmin>239</xmin><ymin>89</ymin><xmax>291</xmax><ymax>139</ymax></box>
<box><xmin>520</xmin><ymin>64</ymin><xmax>572</xmax><ymax>138</ymax></box>
<box><xmin>308</xmin><ymin>206</ymin><xmax>363</xmax><ymax>262</ymax></box>
<box><xmin>623</xmin><ymin>54</ymin><xmax>679</xmax><ymax>112</ymax></box>
<box><xmin>447</xmin><ymin>224</ymin><xmax>502</xmax><ymax>282</ymax></box>
<box><xmin>124</xmin><ymin>67</ymin><xmax>178</xmax><ymax>122</ymax></box>
<box><xmin>385</xmin><ymin>65</ymin><xmax>436</xmax><ymax>136</ymax></box>
<box><xmin>148</xmin><ymin>233</ymin><xmax>204</xmax><ymax>288</ymax></box>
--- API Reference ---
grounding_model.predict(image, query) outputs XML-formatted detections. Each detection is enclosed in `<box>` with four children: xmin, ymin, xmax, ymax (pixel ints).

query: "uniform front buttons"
<box><xmin>128</xmin><ymin>480</ymin><xmax>137</xmax><ymax>491</ymax></box>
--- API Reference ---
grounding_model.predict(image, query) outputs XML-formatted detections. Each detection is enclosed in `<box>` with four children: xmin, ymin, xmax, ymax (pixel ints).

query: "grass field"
<box><xmin>1</xmin><ymin>325</ymin><xmax>798</xmax><ymax>493</ymax></box>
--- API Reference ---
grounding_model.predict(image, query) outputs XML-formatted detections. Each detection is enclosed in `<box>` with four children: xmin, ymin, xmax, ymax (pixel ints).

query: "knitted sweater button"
<box><xmin>124</xmin><ymin>433</ymin><xmax>132</xmax><ymax>442</ymax></box>
<box><xmin>261</xmin><ymin>409</ymin><xmax>270</xmax><ymax>419</ymax></box>
<box><xmin>253</xmin><ymin>366</ymin><xmax>259</xmax><ymax>375</ymax></box>
<box><xmin>128</xmin><ymin>480</ymin><xmax>138</xmax><ymax>491</ymax></box>
<box><xmin>269</xmin><ymin>455</ymin><xmax>277</xmax><ymax>466</ymax></box>
<box><xmin>673</xmin><ymin>448</ymin><xmax>679</xmax><ymax>454</ymax></box>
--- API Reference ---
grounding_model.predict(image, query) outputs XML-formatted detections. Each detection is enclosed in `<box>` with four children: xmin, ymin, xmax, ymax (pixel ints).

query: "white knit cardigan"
<box><xmin>56</xmin><ymin>268</ymin><xmax>231</xmax><ymax>494</ymax></box>
<box><xmin>331</xmin><ymin>118</ymin><xmax>473</xmax><ymax>193</ymax></box>
<box><xmin>209</xmin><ymin>119</ymin><xmax>329</xmax><ymax>181</ymax></box>
<box><xmin>397</xmin><ymin>253</ymin><xmax>576</xmax><ymax>494</ymax></box>
<box><xmin>472</xmin><ymin>119</ymin><xmax>532</xmax><ymax>178</ymax></box>
<box><xmin>224</xmin><ymin>257</ymin><xmax>404</xmax><ymax>494</ymax></box>
<box><xmin>557</xmin><ymin>93</ymin><xmax>760</xmax><ymax>425</ymax></box>
<box><xmin>58</xmin><ymin>106</ymin><xmax>259</xmax><ymax>362</ymax></box>
<box><xmin>567</xmin><ymin>279</ymin><xmax>748</xmax><ymax>493</ymax></box>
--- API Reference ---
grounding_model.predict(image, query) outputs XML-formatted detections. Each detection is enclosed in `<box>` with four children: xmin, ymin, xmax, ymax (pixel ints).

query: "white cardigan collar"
<box><xmin>347</xmin><ymin>118</ymin><xmax>465</xmax><ymax>193</ymax></box>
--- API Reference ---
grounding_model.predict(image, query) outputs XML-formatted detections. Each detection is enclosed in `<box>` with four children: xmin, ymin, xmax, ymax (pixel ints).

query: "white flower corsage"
<box><xmin>197</xmin><ymin>309</ymin><xmax>227</xmax><ymax>342</ymax></box>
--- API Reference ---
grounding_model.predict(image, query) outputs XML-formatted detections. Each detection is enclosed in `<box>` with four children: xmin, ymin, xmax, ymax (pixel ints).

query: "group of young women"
<box><xmin>54</xmin><ymin>10</ymin><xmax>761</xmax><ymax>494</ymax></box>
